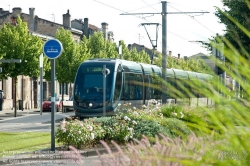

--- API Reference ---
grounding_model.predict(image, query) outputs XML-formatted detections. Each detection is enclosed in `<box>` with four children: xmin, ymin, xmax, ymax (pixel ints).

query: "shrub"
<box><xmin>56</xmin><ymin>118</ymin><xmax>104</xmax><ymax>149</ymax></box>
<box><xmin>161</xmin><ymin>118</ymin><xmax>190</xmax><ymax>138</ymax></box>
<box><xmin>133</xmin><ymin>119</ymin><xmax>168</xmax><ymax>140</ymax></box>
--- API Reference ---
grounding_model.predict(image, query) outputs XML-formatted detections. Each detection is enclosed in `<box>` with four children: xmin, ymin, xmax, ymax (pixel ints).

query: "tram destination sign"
<box><xmin>43</xmin><ymin>39</ymin><xmax>63</xmax><ymax>59</ymax></box>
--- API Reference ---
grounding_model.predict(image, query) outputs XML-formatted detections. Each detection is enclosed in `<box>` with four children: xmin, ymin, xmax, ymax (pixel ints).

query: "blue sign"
<box><xmin>43</xmin><ymin>39</ymin><xmax>63</xmax><ymax>59</ymax></box>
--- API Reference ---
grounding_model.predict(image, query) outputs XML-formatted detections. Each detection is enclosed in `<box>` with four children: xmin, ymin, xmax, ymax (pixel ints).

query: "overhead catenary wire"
<box><xmin>92</xmin><ymin>0</ymin><xmax>208</xmax><ymax>47</ymax></box>
<box><xmin>93</xmin><ymin>0</ymin><xmax>194</xmax><ymax>43</ymax></box>
<box><xmin>168</xmin><ymin>3</ymin><xmax>215</xmax><ymax>34</ymax></box>
<box><xmin>92</xmin><ymin>0</ymin><xmax>154</xmax><ymax>23</ymax></box>
<box><xmin>127</xmin><ymin>2</ymin><xmax>160</xmax><ymax>13</ymax></box>
<box><xmin>140</xmin><ymin>0</ymin><xmax>160</xmax><ymax>12</ymax></box>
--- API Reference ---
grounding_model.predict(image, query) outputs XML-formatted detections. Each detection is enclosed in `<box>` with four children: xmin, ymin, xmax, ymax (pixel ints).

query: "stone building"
<box><xmin>0</xmin><ymin>7</ymin><xmax>114</xmax><ymax>110</ymax></box>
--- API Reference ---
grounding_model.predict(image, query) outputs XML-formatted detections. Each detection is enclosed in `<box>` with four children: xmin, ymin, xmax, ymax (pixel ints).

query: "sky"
<box><xmin>1</xmin><ymin>0</ymin><xmax>225</xmax><ymax>57</ymax></box>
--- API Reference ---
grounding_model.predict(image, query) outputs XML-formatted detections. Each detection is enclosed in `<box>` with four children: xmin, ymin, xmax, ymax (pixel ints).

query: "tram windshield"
<box><xmin>74</xmin><ymin>64</ymin><xmax>114</xmax><ymax>109</ymax></box>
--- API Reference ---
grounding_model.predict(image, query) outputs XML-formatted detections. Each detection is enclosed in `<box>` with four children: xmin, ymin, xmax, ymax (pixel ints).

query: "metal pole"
<box><xmin>22</xmin><ymin>75</ymin><xmax>24</xmax><ymax>111</ymax></box>
<box><xmin>40</xmin><ymin>54</ymin><xmax>43</xmax><ymax>115</ymax></box>
<box><xmin>103</xmin><ymin>65</ymin><xmax>106</xmax><ymax>117</ymax></box>
<box><xmin>51</xmin><ymin>59</ymin><xmax>55</xmax><ymax>152</ymax></box>
<box><xmin>162</xmin><ymin>1</ymin><xmax>167</xmax><ymax>104</ymax></box>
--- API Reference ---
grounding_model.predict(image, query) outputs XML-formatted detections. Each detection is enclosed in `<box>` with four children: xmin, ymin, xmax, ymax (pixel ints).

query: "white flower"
<box><xmin>118</xmin><ymin>103</ymin><xmax>121</xmax><ymax>107</ymax></box>
<box><xmin>87</xmin><ymin>125</ymin><xmax>93</xmax><ymax>131</ymax></box>
<box><xmin>124</xmin><ymin>116</ymin><xmax>130</xmax><ymax>121</ymax></box>
<box><xmin>127</xmin><ymin>127</ymin><xmax>133</xmax><ymax>132</ymax></box>
<box><xmin>60</xmin><ymin>119</ymin><xmax>66</xmax><ymax>129</ymax></box>
<box><xmin>90</xmin><ymin>133</ymin><xmax>95</xmax><ymax>140</ymax></box>
<box><xmin>133</xmin><ymin>111</ymin><xmax>139</xmax><ymax>116</ymax></box>
<box><xmin>172</xmin><ymin>112</ymin><xmax>177</xmax><ymax>116</ymax></box>
<box><xmin>129</xmin><ymin>103</ymin><xmax>131</xmax><ymax>105</ymax></box>
<box><xmin>62</xmin><ymin>128</ymin><xmax>66</xmax><ymax>133</ymax></box>
<box><xmin>78</xmin><ymin>130</ymin><xmax>81</xmax><ymax>134</ymax></box>
<box><xmin>180</xmin><ymin>112</ymin><xmax>184</xmax><ymax>118</ymax></box>
<box><xmin>142</xmin><ymin>105</ymin><xmax>147</xmax><ymax>109</ymax></box>
<box><xmin>124</xmin><ymin>135</ymin><xmax>129</xmax><ymax>141</ymax></box>
<box><xmin>132</xmin><ymin>120</ymin><xmax>137</xmax><ymax>125</ymax></box>
<box><xmin>133</xmin><ymin>107</ymin><xmax>136</xmax><ymax>110</ymax></box>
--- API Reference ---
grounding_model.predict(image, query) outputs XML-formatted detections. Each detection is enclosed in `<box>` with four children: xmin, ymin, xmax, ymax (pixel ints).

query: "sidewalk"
<box><xmin>0</xmin><ymin>109</ymin><xmax>41</xmax><ymax>121</ymax></box>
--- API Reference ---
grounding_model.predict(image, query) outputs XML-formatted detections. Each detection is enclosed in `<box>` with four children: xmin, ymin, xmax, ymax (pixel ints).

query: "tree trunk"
<box><xmin>62</xmin><ymin>82</ymin><xmax>65</xmax><ymax>112</ymax></box>
<box><xmin>14</xmin><ymin>77</ymin><xmax>17</xmax><ymax>117</ymax></box>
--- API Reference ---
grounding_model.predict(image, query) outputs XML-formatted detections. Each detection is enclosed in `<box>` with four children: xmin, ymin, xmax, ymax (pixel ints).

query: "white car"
<box><xmin>63</xmin><ymin>96</ymin><xmax>74</xmax><ymax>112</ymax></box>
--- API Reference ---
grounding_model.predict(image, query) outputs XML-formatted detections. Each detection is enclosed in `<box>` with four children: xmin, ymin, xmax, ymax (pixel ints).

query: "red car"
<box><xmin>42</xmin><ymin>96</ymin><xmax>62</xmax><ymax>112</ymax></box>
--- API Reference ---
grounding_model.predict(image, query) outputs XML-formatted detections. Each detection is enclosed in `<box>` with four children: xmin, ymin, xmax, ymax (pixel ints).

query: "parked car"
<box><xmin>62</xmin><ymin>95</ymin><xmax>74</xmax><ymax>112</ymax></box>
<box><xmin>42</xmin><ymin>96</ymin><xmax>62</xmax><ymax>112</ymax></box>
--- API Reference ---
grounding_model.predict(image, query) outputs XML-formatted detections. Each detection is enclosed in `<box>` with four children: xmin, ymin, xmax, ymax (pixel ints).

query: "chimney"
<box><xmin>84</xmin><ymin>18</ymin><xmax>89</xmax><ymax>38</ymax></box>
<box><xmin>29</xmin><ymin>8</ymin><xmax>35</xmax><ymax>31</ymax></box>
<box><xmin>101</xmin><ymin>22</ymin><xmax>108</xmax><ymax>40</ymax></box>
<box><xmin>128</xmin><ymin>44</ymin><xmax>132</xmax><ymax>50</ymax></box>
<box><xmin>169</xmin><ymin>51</ymin><xmax>172</xmax><ymax>56</ymax></box>
<box><xmin>178</xmin><ymin>54</ymin><xmax>180</xmax><ymax>59</ymax></box>
<box><xmin>12</xmin><ymin>7</ymin><xmax>22</xmax><ymax>18</ymax></box>
<box><xmin>63</xmin><ymin>9</ymin><xmax>71</xmax><ymax>28</ymax></box>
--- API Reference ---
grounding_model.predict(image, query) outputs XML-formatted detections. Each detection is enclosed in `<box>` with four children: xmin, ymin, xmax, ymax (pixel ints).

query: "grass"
<box><xmin>0</xmin><ymin>132</ymin><xmax>57</xmax><ymax>158</ymax></box>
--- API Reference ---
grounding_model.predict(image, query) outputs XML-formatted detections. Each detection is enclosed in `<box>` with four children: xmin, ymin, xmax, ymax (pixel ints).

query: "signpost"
<box><xmin>39</xmin><ymin>54</ymin><xmax>43</xmax><ymax>115</ymax></box>
<box><xmin>43</xmin><ymin>39</ymin><xmax>63</xmax><ymax>152</ymax></box>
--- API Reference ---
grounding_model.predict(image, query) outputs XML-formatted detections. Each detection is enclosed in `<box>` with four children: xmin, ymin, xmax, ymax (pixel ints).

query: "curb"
<box><xmin>0</xmin><ymin>146</ymin><xmax>119</xmax><ymax>165</ymax></box>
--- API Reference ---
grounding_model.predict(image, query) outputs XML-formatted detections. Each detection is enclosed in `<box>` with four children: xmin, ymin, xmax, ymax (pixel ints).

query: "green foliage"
<box><xmin>0</xmin><ymin>16</ymin><xmax>47</xmax><ymax>79</ymax></box>
<box><xmin>160</xmin><ymin>105</ymin><xmax>183</xmax><ymax>117</ymax></box>
<box><xmin>215</xmin><ymin>0</ymin><xmax>250</xmax><ymax>59</ymax></box>
<box><xmin>132</xmin><ymin>119</ymin><xmax>167</xmax><ymax>140</ymax></box>
<box><xmin>161</xmin><ymin>118</ymin><xmax>190</xmax><ymax>138</ymax></box>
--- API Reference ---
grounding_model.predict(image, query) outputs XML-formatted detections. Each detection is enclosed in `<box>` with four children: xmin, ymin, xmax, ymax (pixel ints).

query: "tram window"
<box><xmin>166</xmin><ymin>77</ymin><xmax>175</xmax><ymax>99</ymax></box>
<box><xmin>124</xmin><ymin>73</ymin><xmax>143</xmax><ymax>100</ymax></box>
<box><xmin>197</xmin><ymin>80</ymin><xmax>205</xmax><ymax>97</ymax></box>
<box><xmin>113</xmin><ymin>72</ymin><xmax>122</xmax><ymax>103</ymax></box>
<box><xmin>145</xmin><ymin>75</ymin><xmax>153</xmax><ymax>100</ymax></box>
<box><xmin>152</xmin><ymin>74</ymin><xmax>161</xmax><ymax>99</ymax></box>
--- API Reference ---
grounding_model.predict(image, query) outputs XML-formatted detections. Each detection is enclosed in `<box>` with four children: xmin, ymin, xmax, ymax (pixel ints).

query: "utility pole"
<box><xmin>121</xmin><ymin>1</ymin><xmax>209</xmax><ymax>104</ymax></box>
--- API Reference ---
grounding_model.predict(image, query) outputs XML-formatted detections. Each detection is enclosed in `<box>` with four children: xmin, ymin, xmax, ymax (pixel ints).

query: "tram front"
<box><xmin>73</xmin><ymin>59</ymin><xmax>122</xmax><ymax>118</ymax></box>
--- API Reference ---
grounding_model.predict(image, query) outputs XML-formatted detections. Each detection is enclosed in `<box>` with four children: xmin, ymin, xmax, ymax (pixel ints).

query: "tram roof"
<box><xmin>120</xmin><ymin>60</ymin><xmax>143</xmax><ymax>73</ymax></box>
<box><xmin>196</xmin><ymin>72</ymin><xmax>207</xmax><ymax>81</ymax></box>
<box><xmin>172</xmin><ymin>69</ymin><xmax>189</xmax><ymax>79</ymax></box>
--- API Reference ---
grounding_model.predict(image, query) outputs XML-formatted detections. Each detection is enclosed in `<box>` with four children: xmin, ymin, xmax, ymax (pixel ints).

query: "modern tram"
<box><xmin>73</xmin><ymin>58</ymin><xmax>213</xmax><ymax>118</ymax></box>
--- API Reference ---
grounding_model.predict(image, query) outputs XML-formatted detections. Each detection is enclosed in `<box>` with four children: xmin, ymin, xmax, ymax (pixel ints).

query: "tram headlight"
<box><xmin>89</xmin><ymin>103</ymin><xmax>93</xmax><ymax>107</ymax></box>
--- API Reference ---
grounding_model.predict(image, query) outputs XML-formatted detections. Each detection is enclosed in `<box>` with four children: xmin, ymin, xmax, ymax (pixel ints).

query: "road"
<box><xmin>0</xmin><ymin>111</ymin><xmax>75</xmax><ymax>132</ymax></box>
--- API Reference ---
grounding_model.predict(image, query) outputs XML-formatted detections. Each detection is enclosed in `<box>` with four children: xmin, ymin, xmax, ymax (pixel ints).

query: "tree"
<box><xmin>214</xmin><ymin>0</ymin><xmax>250</xmax><ymax>59</ymax></box>
<box><xmin>52</xmin><ymin>28</ymin><xmax>90</xmax><ymax>100</ymax></box>
<box><xmin>88</xmin><ymin>32</ymin><xmax>107</xmax><ymax>58</ymax></box>
<box><xmin>0</xmin><ymin>16</ymin><xmax>47</xmax><ymax>115</ymax></box>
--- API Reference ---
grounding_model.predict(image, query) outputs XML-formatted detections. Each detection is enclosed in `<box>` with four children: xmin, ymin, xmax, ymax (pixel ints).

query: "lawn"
<box><xmin>0</xmin><ymin>132</ymin><xmax>58</xmax><ymax>158</ymax></box>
